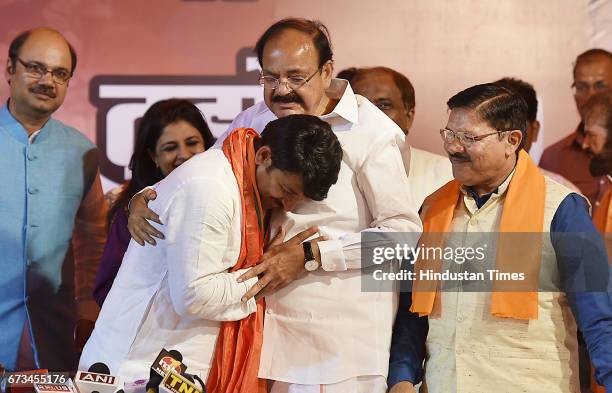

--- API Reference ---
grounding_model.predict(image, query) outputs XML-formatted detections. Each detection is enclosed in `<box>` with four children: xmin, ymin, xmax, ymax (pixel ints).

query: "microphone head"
<box><xmin>149</xmin><ymin>349</ymin><xmax>187</xmax><ymax>378</ymax></box>
<box><xmin>88</xmin><ymin>362</ymin><xmax>111</xmax><ymax>375</ymax></box>
<box><xmin>75</xmin><ymin>364</ymin><xmax>117</xmax><ymax>393</ymax></box>
<box><xmin>167</xmin><ymin>350</ymin><xmax>183</xmax><ymax>362</ymax></box>
<box><xmin>147</xmin><ymin>349</ymin><xmax>185</xmax><ymax>393</ymax></box>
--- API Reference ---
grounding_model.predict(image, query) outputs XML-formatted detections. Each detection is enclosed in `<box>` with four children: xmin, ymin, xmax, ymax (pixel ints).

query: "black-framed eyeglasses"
<box><xmin>258</xmin><ymin>67</ymin><xmax>322</xmax><ymax>90</ymax></box>
<box><xmin>16</xmin><ymin>57</ymin><xmax>72</xmax><ymax>85</ymax></box>
<box><xmin>440</xmin><ymin>128</ymin><xmax>512</xmax><ymax>147</ymax></box>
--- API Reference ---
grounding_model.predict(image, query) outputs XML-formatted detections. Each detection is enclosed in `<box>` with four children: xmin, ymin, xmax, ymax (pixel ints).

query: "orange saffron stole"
<box><xmin>411</xmin><ymin>150</ymin><xmax>545</xmax><ymax>320</ymax></box>
<box><xmin>593</xmin><ymin>188</ymin><xmax>612</xmax><ymax>233</ymax></box>
<box><xmin>206</xmin><ymin>128</ymin><xmax>267</xmax><ymax>393</ymax></box>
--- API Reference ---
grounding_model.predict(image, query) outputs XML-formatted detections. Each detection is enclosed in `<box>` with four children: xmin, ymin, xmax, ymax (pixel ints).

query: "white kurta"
<box><xmin>79</xmin><ymin>149</ymin><xmax>258</xmax><ymax>382</ymax></box>
<box><xmin>401</xmin><ymin>145</ymin><xmax>454</xmax><ymax>211</ymax></box>
<box><xmin>221</xmin><ymin>79</ymin><xmax>423</xmax><ymax>385</ymax></box>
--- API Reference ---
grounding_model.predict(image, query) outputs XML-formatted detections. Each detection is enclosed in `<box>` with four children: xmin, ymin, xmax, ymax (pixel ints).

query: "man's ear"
<box><xmin>5</xmin><ymin>58</ymin><xmax>14</xmax><ymax>85</ymax></box>
<box><xmin>321</xmin><ymin>60</ymin><xmax>334</xmax><ymax>90</ymax></box>
<box><xmin>255</xmin><ymin>145</ymin><xmax>272</xmax><ymax>166</ymax></box>
<box><xmin>405</xmin><ymin>107</ymin><xmax>415</xmax><ymax>133</ymax></box>
<box><xmin>506</xmin><ymin>129</ymin><xmax>523</xmax><ymax>156</ymax></box>
<box><xmin>531</xmin><ymin>120</ymin><xmax>541</xmax><ymax>144</ymax></box>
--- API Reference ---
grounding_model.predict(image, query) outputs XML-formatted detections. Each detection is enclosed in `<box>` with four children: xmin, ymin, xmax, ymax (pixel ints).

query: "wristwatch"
<box><xmin>303</xmin><ymin>241</ymin><xmax>320</xmax><ymax>271</ymax></box>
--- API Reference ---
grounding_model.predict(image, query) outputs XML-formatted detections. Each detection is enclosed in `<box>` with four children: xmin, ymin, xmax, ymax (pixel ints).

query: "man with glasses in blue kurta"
<box><xmin>0</xmin><ymin>28</ymin><xmax>107</xmax><ymax>372</ymax></box>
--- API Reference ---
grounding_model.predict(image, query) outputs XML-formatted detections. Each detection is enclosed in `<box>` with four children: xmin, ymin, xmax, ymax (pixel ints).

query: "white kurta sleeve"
<box><xmin>318</xmin><ymin>132</ymin><xmax>423</xmax><ymax>271</ymax></box>
<box><xmin>163</xmin><ymin>176</ymin><xmax>258</xmax><ymax>321</ymax></box>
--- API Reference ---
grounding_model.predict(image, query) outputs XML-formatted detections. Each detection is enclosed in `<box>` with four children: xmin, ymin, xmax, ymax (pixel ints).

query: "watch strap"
<box><xmin>303</xmin><ymin>241</ymin><xmax>315</xmax><ymax>262</ymax></box>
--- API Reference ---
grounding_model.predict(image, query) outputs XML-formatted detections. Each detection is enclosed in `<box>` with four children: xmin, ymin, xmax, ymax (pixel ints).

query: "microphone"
<box><xmin>145</xmin><ymin>371</ymin><xmax>161</xmax><ymax>393</ymax></box>
<box><xmin>74</xmin><ymin>362</ymin><xmax>119</xmax><ymax>393</ymax></box>
<box><xmin>158</xmin><ymin>371</ymin><xmax>202</xmax><ymax>393</ymax></box>
<box><xmin>150</xmin><ymin>350</ymin><xmax>185</xmax><ymax>378</ymax></box>
<box><xmin>145</xmin><ymin>349</ymin><xmax>186</xmax><ymax>393</ymax></box>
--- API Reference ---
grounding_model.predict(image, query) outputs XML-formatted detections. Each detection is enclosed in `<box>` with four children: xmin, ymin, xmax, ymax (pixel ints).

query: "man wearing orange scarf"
<box><xmin>388</xmin><ymin>83</ymin><xmax>612</xmax><ymax>393</ymax></box>
<box><xmin>582</xmin><ymin>91</ymin><xmax>612</xmax><ymax>393</ymax></box>
<box><xmin>79</xmin><ymin>114</ymin><xmax>342</xmax><ymax>390</ymax></box>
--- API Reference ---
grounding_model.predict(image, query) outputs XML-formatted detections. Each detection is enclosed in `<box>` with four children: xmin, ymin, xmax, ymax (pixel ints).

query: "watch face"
<box><xmin>305</xmin><ymin>259</ymin><xmax>319</xmax><ymax>271</ymax></box>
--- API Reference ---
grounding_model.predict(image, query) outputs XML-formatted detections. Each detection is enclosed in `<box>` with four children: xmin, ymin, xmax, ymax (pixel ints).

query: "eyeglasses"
<box><xmin>258</xmin><ymin>67</ymin><xmax>321</xmax><ymax>90</ymax></box>
<box><xmin>572</xmin><ymin>81</ymin><xmax>609</xmax><ymax>97</ymax></box>
<box><xmin>440</xmin><ymin>128</ymin><xmax>512</xmax><ymax>147</ymax></box>
<box><xmin>16</xmin><ymin>57</ymin><xmax>72</xmax><ymax>85</ymax></box>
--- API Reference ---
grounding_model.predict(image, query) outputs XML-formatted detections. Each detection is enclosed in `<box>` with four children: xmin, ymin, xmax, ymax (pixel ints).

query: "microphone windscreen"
<box><xmin>88</xmin><ymin>362</ymin><xmax>111</xmax><ymax>375</ymax></box>
<box><xmin>167</xmin><ymin>350</ymin><xmax>183</xmax><ymax>362</ymax></box>
<box><xmin>149</xmin><ymin>348</ymin><xmax>187</xmax><ymax>380</ymax></box>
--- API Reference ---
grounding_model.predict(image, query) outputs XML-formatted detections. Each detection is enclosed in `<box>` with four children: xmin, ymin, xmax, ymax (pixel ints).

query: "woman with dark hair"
<box><xmin>94</xmin><ymin>99</ymin><xmax>215</xmax><ymax>306</ymax></box>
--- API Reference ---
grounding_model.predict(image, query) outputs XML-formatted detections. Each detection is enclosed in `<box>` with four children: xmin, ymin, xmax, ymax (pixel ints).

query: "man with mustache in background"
<box><xmin>540</xmin><ymin>49</ymin><xmax>612</xmax><ymax>210</ymax></box>
<box><xmin>583</xmin><ymin>91</ymin><xmax>612</xmax><ymax>231</ymax></box>
<box><xmin>0</xmin><ymin>28</ymin><xmax>107</xmax><ymax>372</ymax></box>
<box><xmin>338</xmin><ymin>66</ymin><xmax>453</xmax><ymax>210</ymax></box>
<box><xmin>581</xmin><ymin>89</ymin><xmax>612</xmax><ymax>393</ymax></box>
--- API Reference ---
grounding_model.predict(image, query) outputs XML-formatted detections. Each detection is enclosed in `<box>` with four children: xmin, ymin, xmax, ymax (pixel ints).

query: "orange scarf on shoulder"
<box><xmin>206</xmin><ymin>128</ymin><xmax>268</xmax><ymax>393</ymax></box>
<box><xmin>411</xmin><ymin>150</ymin><xmax>545</xmax><ymax>320</ymax></box>
<box><xmin>593</xmin><ymin>188</ymin><xmax>612</xmax><ymax>233</ymax></box>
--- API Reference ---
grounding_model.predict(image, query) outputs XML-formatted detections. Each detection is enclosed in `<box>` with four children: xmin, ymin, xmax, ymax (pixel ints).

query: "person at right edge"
<box><xmin>540</xmin><ymin>49</ymin><xmax>612</xmax><ymax>211</ymax></box>
<box><xmin>388</xmin><ymin>83</ymin><xmax>612</xmax><ymax>393</ymax></box>
<box><xmin>581</xmin><ymin>90</ymin><xmax>612</xmax><ymax>393</ymax></box>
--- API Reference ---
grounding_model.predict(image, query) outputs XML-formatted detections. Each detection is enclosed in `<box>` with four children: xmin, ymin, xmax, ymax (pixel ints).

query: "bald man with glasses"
<box><xmin>0</xmin><ymin>28</ymin><xmax>107</xmax><ymax>372</ymax></box>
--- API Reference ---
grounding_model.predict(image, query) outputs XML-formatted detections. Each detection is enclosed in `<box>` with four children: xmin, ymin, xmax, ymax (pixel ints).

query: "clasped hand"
<box><xmin>238</xmin><ymin>226</ymin><xmax>326</xmax><ymax>302</ymax></box>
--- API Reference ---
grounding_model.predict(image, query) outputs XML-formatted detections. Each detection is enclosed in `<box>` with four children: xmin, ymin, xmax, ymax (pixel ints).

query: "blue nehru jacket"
<box><xmin>0</xmin><ymin>104</ymin><xmax>98</xmax><ymax>371</ymax></box>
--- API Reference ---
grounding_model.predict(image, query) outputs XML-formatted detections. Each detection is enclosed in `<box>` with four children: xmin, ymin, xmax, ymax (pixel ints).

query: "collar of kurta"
<box><xmin>461</xmin><ymin>168</ymin><xmax>515</xmax><ymax>209</ymax></box>
<box><xmin>319</xmin><ymin>78</ymin><xmax>359</xmax><ymax>125</ymax></box>
<box><xmin>257</xmin><ymin>78</ymin><xmax>359</xmax><ymax>126</ymax></box>
<box><xmin>0</xmin><ymin>102</ymin><xmax>51</xmax><ymax>145</ymax></box>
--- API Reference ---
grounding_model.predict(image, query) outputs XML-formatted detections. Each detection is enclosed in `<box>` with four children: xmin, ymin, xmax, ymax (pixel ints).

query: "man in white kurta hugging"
<box><xmin>79</xmin><ymin>114</ymin><xmax>343</xmax><ymax>392</ymax></box>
